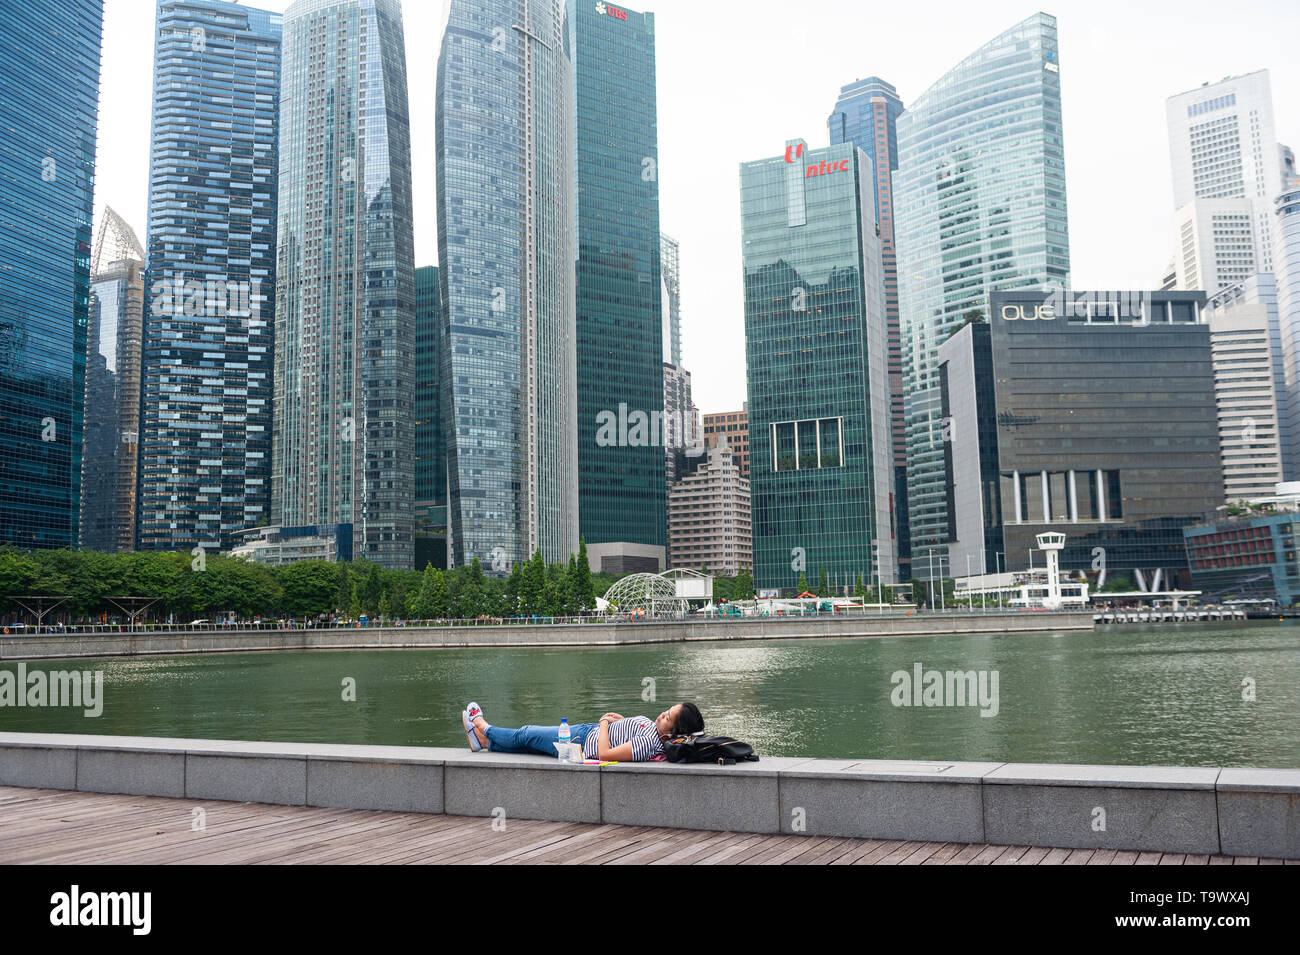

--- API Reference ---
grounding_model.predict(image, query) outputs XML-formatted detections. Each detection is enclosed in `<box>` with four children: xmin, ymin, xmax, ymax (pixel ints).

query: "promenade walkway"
<box><xmin>1</xmin><ymin>786</ymin><xmax>1285</xmax><ymax>865</ymax></box>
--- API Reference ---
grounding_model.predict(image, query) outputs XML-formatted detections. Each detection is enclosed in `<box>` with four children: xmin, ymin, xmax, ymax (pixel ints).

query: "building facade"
<box><xmin>82</xmin><ymin>209</ymin><xmax>144</xmax><ymax>553</ymax></box>
<box><xmin>1167</xmin><ymin>71</ymin><xmax>1291</xmax><ymax>294</ymax></box>
<box><xmin>274</xmin><ymin>0</ymin><xmax>414</xmax><ymax>569</ymax></box>
<box><xmin>415</xmin><ymin>265</ymin><xmax>446</xmax><ymax>570</ymax></box>
<box><xmin>569</xmin><ymin>0</ymin><xmax>665</xmax><ymax>565</ymax></box>
<box><xmin>944</xmin><ymin>291</ymin><xmax>1222</xmax><ymax>591</ymax></box>
<box><xmin>893</xmin><ymin>12</ymin><xmax>1070</xmax><ymax>579</ymax></box>
<box><xmin>1184</xmin><ymin>487</ymin><xmax>1300</xmax><ymax>605</ymax></box>
<box><xmin>829</xmin><ymin>75</ymin><xmax>909</xmax><ymax>578</ymax></box>
<box><xmin>0</xmin><ymin>0</ymin><xmax>102</xmax><ymax>549</ymax></box>
<box><xmin>702</xmin><ymin>408</ymin><xmax>749</xmax><ymax>479</ymax></box>
<box><xmin>663</xmin><ymin>361</ymin><xmax>700</xmax><ymax>487</ymax></box>
<box><xmin>436</xmin><ymin>0</ymin><xmax>577</xmax><ymax>571</ymax></box>
<box><xmin>1207</xmin><ymin>282</ymin><xmax>1286</xmax><ymax>498</ymax></box>
<box><xmin>661</xmin><ymin>232</ymin><xmax>682</xmax><ymax>366</ymax></box>
<box><xmin>138</xmin><ymin>0</ymin><xmax>280</xmax><ymax>555</ymax></box>
<box><xmin>741</xmin><ymin>138</ymin><xmax>897</xmax><ymax>592</ymax></box>
<box><xmin>1276</xmin><ymin>182</ymin><xmax>1300</xmax><ymax>478</ymax></box>
<box><xmin>667</xmin><ymin>441</ymin><xmax>751</xmax><ymax>576</ymax></box>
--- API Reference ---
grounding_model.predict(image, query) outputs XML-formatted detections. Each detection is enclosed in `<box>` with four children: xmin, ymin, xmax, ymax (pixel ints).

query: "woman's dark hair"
<box><xmin>673</xmin><ymin>701</ymin><xmax>705</xmax><ymax>736</ymax></box>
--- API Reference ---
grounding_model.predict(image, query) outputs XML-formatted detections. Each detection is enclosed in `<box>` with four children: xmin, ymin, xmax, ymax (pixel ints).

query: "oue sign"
<box><xmin>1000</xmin><ymin>304</ymin><xmax>1056</xmax><ymax>321</ymax></box>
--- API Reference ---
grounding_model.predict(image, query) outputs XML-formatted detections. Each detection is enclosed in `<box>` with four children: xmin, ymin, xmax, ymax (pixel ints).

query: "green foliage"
<box><xmin>797</xmin><ymin>571</ymin><xmax>809</xmax><ymax>594</ymax></box>
<box><xmin>816</xmin><ymin>567</ymin><xmax>829</xmax><ymax>598</ymax></box>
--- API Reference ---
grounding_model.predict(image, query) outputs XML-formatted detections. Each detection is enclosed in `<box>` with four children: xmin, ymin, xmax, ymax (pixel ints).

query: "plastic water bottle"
<box><xmin>558</xmin><ymin>719</ymin><xmax>571</xmax><ymax>762</ymax></box>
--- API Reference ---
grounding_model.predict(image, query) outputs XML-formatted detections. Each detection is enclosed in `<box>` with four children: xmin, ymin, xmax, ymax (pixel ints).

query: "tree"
<box><xmin>348</xmin><ymin>581</ymin><xmax>361</xmax><ymax>621</ymax></box>
<box><xmin>572</xmin><ymin>539</ymin><xmax>595</xmax><ymax>611</ymax></box>
<box><xmin>279</xmin><ymin>561</ymin><xmax>339</xmax><ymax>618</ymax></box>
<box><xmin>336</xmin><ymin>563</ymin><xmax>352</xmax><ymax>614</ymax></box>
<box><xmin>733</xmin><ymin>568</ymin><xmax>754</xmax><ymax>601</ymax></box>
<box><xmin>503</xmin><ymin>562</ymin><xmax>523</xmax><ymax>616</ymax></box>
<box><xmin>817</xmin><ymin>567</ymin><xmax>829</xmax><ymax>597</ymax></box>
<box><xmin>854</xmin><ymin>573</ymin><xmax>865</xmax><ymax>599</ymax></box>
<box><xmin>361</xmin><ymin>564</ymin><xmax>382</xmax><ymax>616</ymax></box>
<box><xmin>797</xmin><ymin>571</ymin><xmax>809</xmax><ymax>594</ymax></box>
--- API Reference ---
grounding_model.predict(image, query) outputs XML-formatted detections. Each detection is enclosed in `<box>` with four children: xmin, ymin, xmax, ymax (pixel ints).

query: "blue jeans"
<box><xmin>484</xmin><ymin>722</ymin><xmax>598</xmax><ymax>758</ymax></box>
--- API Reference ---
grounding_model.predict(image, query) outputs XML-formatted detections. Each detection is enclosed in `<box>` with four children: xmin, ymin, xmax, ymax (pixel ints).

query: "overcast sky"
<box><xmin>94</xmin><ymin>0</ymin><xmax>1300</xmax><ymax>414</ymax></box>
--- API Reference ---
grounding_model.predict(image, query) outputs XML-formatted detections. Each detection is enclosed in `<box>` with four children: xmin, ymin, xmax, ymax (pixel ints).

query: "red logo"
<box><xmin>596</xmin><ymin>2</ymin><xmax>628</xmax><ymax>20</ymax></box>
<box><xmin>806</xmin><ymin>159</ymin><xmax>850</xmax><ymax>178</ymax></box>
<box><xmin>784</xmin><ymin>143</ymin><xmax>803</xmax><ymax>163</ymax></box>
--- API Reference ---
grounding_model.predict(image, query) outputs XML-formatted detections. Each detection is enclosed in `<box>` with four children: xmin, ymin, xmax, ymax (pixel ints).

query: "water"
<box><xmin>3</xmin><ymin>622</ymin><xmax>1299</xmax><ymax>767</ymax></box>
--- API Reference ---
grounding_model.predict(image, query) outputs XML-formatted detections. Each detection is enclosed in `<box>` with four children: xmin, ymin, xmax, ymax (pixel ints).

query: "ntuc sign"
<box><xmin>595</xmin><ymin>2</ymin><xmax>628</xmax><ymax>21</ymax></box>
<box><xmin>805</xmin><ymin>159</ymin><xmax>849</xmax><ymax>178</ymax></box>
<box><xmin>1000</xmin><ymin>304</ymin><xmax>1056</xmax><ymax>321</ymax></box>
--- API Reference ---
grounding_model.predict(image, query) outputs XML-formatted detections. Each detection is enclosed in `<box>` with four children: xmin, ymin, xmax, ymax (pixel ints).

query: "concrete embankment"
<box><xmin>0</xmin><ymin>731</ymin><xmax>1293</xmax><ymax>858</ymax></box>
<box><xmin>0</xmin><ymin>612</ymin><xmax>1093</xmax><ymax>661</ymax></box>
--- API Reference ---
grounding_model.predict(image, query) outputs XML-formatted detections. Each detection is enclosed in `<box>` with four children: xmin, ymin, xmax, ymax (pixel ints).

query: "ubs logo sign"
<box><xmin>1000</xmin><ymin>304</ymin><xmax>1056</xmax><ymax>321</ymax></box>
<box><xmin>595</xmin><ymin>2</ymin><xmax>628</xmax><ymax>20</ymax></box>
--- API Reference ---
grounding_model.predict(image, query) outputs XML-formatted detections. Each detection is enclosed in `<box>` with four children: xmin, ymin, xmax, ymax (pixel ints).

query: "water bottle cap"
<box><xmin>561</xmin><ymin>718</ymin><xmax>568</xmax><ymax>724</ymax></box>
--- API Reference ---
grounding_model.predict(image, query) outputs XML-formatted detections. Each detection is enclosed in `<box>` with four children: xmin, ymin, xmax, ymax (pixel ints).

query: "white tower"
<box><xmin>1036</xmin><ymin>532</ymin><xmax>1066</xmax><ymax>609</ymax></box>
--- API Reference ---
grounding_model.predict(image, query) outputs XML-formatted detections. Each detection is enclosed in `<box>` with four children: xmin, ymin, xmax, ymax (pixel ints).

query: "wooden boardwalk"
<box><xmin>0</xmin><ymin>786</ymin><xmax>1288</xmax><ymax>865</ymax></box>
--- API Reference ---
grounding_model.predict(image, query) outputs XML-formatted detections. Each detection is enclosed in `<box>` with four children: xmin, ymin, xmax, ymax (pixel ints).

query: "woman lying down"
<box><xmin>462</xmin><ymin>700</ymin><xmax>704</xmax><ymax>761</ymax></box>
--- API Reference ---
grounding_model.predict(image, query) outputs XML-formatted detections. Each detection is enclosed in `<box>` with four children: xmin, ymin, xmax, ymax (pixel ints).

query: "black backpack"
<box><xmin>663</xmin><ymin>732</ymin><xmax>759</xmax><ymax>765</ymax></box>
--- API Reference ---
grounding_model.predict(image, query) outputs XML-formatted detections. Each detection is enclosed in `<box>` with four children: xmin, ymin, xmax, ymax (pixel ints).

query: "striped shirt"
<box><xmin>581</xmin><ymin>716</ymin><xmax>663</xmax><ymax>761</ymax></box>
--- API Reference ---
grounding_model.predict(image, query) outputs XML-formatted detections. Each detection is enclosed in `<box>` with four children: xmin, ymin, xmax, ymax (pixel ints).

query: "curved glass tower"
<box><xmin>83</xmin><ymin>208</ymin><xmax>144</xmax><ymax>553</ymax></box>
<box><xmin>894</xmin><ymin>12</ymin><xmax>1070</xmax><ymax>579</ymax></box>
<box><xmin>274</xmin><ymin>0</ymin><xmax>415</xmax><ymax>568</ymax></box>
<box><xmin>436</xmin><ymin>0</ymin><xmax>577</xmax><ymax>570</ymax></box>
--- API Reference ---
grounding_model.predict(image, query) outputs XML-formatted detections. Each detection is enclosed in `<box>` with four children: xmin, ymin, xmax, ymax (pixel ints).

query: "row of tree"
<box><xmin>0</xmin><ymin>542</ymin><xmax>625</xmax><ymax>623</ymax></box>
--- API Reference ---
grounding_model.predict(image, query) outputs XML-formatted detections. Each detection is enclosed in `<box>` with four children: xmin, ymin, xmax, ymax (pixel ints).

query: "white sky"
<box><xmin>95</xmin><ymin>0</ymin><xmax>1300</xmax><ymax>415</ymax></box>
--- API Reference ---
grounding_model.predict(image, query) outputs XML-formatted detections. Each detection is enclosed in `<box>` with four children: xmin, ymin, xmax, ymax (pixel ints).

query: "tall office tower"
<box><xmin>568</xmin><ymin>0</ymin><xmax>666</xmax><ymax>572</ymax></box>
<box><xmin>663</xmin><ymin>361</ymin><xmax>699</xmax><ymax>486</ymax></box>
<box><xmin>661</xmin><ymin>232</ymin><xmax>681</xmax><ymax>365</ymax></box>
<box><xmin>1206</xmin><ymin>285</ymin><xmax>1285</xmax><ymax>499</ymax></box>
<box><xmin>1167</xmin><ymin>71</ymin><xmax>1288</xmax><ymax>293</ymax></box>
<box><xmin>828</xmin><ymin>76</ymin><xmax>909</xmax><ymax>578</ymax></box>
<box><xmin>436</xmin><ymin>0</ymin><xmax>576</xmax><ymax>571</ymax></box>
<box><xmin>275</xmin><ymin>0</ymin><xmax>414</xmax><ymax>569</ymax></box>
<box><xmin>893</xmin><ymin>12</ymin><xmax>1069</xmax><ymax>580</ymax></box>
<box><xmin>741</xmin><ymin>138</ymin><xmax>897</xmax><ymax>592</ymax></box>
<box><xmin>82</xmin><ymin>209</ymin><xmax>145</xmax><ymax>552</ymax></box>
<box><xmin>0</xmin><ymin>1</ymin><xmax>102</xmax><ymax>549</ymax></box>
<box><xmin>943</xmin><ymin>291</ymin><xmax>1220</xmax><ymax>592</ymax></box>
<box><xmin>1276</xmin><ymin>182</ymin><xmax>1300</xmax><ymax>474</ymax></box>
<box><xmin>414</xmin><ymin>265</ymin><xmax>446</xmax><ymax>569</ymax></box>
<box><xmin>138</xmin><ymin>0</ymin><xmax>280</xmax><ymax>555</ymax></box>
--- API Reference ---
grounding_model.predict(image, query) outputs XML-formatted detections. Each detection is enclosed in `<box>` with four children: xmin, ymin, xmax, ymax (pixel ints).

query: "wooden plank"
<box><xmin>1085</xmin><ymin>849</ymin><xmax>1117</xmax><ymax>865</ymax></box>
<box><xmin>969</xmin><ymin>844</ymin><xmax>1015</xmax><ymax>865</ymax></box>
<box><xmin>1038</xmin><ymin>848</ymin><xmax>1072</xmax><ymax>865</ymax></box>
<box><xmin>1064</xmin><ymin>849</ymin><xmax>1095</xmax><ymax>865</ymax></box>
<box><xmin>1183</xmin><ymin>854</ymin><xmax>1209</xmax><ymax>865</ymax></box>
<box><xmin>1135</xmin><ymin>851</ymin><xmax>1162</xmax><ymax>865</ymax></box>
<box><xmin>1208</xmin><ymin>855</ymin><xmax>1235</xmax><ymax>865</ymax></box>
<box><xmin>829</xmin><ymin>838</ymin><xmax>891</xmax><ymax>866</ymax></box>
<box><xmin>1259</xmin><ymin>858</ymin><xmax>1284</xmax><ymax>865</ymax></box>
<box><xmin>877</xmin><ymin>841</ymin><xmax>935</xmax><ymax>865</ymax></box>
<box><xmin>1110</xmin><ymin>850</ymin><xmax>1140</xmax><ymax>864</ymax></box>
<box><xmin>924</xmin><ymin>842</ymin><xmax>968</xmax><ymax>865</ymax></box>
<box><xmin>1232</xmin><ymin>857</ymin><xmax>1258</xmax><ymax>865</ymax></box>
<box><xmin>1157</xmin><ymin>854</ymin><xmax>1185</xmax><ymax>865</ymax></box>
<box><xmin>1011</xmin><ymin>846</ymin><xmax>1051</xmax><ymax>865</ymax></box>
<box><xmin>899</xmin><ymin>842</ymin><xmax>948</xmax><ymax>865</ymax></box>
<box><xmin>947</xmin><ymin>842</ymin><xmax>990</xmax><ymax>865</ymax></box>
<box><xmin>649</xmin><ymin>829</ymin><xmax>736</xmax><ymax>866</ymax></box>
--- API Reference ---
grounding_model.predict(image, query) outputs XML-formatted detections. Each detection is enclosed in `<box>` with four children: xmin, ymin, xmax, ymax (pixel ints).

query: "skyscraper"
<box><xmin>893</xmin><ymin>12</ymin><xmax>1070</xmax><ymax>579</ymax></box>
<box><xmin>741</xmin><ymin>139</ymin><xmax>897</xmax><ymax>591</ymax></box>
<box><xmin>1167</xmin><ymin>71</ymin><xmax>1290</xmax><ymax>294</ymax></box>
<box><xmin>274</xmin><ymin>0</ymin><xmax>415</xmax><ymax>570</ymax></box>
<box><xmin>0</xmin><ymin>0</ymin><xmax>102</xmax><ymax>549</ymax></box>
<box><xmin>661</xmin><ymin>232</ymin><xmax>682</xmax><ymax>366</ymax></box>
<box><xmin>82</xmin><ymin>208</ymin><xmax>144</xmax><ymax>553</ymax></box>
<box><xmin>569</xmin><ymin>0</ymin><xmax>665</xmax><ymax>570</ymax></box>
<box><xmin>1276</xmin><ymin>181</ymin><xmax>1300</xmax><ymax>472</ymax></box>
<box><xmin>138</xmin><ymin>0</ymin><xmax>280</xmax><ymax>555</ymax></box>
<box><xmin>436</xmin><ymin>0</ymin><xmax>576</xmax><ymax>571</ymax></box>
<box><xmin>415</xmin><ymin>265</ymin><xmax>446</xmax><ymax>569</ymax></box>
<box><xmin>829</xmin><ymin>76</ymin><xmax>908</xmax><ymax>578</ymax></box>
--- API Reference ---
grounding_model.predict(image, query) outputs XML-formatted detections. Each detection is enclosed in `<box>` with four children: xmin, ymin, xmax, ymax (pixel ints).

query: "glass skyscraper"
<box><xmin>436</xmin><ymin>0</ymin><xmax>577</xmax><ymax>570</ymax></box>
<box><xmin>568</xmin><ymin>0</ymin><xmax>665</xmax><ymax>561</ymax></box>
<box><xmin>829</xmin><ymin>76</ymin><xmax>909</xmax><ymax>578</ymax></box>
<box><xmin>274</xmin><ymin>0</ymin><xmax>415</xmax><ymax>570</ymax></box>
<box><xmin>0</xmin><ymin>0</ymin><xmax>102</xmax><ymax>549</ymax></box>
<box><xmin>415</xmin><ymin>265</ymin><xmax>446</xmax><ymax>569</ymax></box>
<box><xmin>138</xmin><ymin>0</ymin><xmax>281</xmax><ymax>555</ymax></box>
<box><xmin>83</xmin><ymin>208</ymin><xmax>145</xmax><ymax>553</ymax></box>
<box><xmin>893</xmin><ymin>12</ymin><xmax>1070</xmax><ymax>579</ymax></box>
<box><xmin>741</xmin><ymin>139</ymin><xmax>897</xmax><ymax>591</ymax></box>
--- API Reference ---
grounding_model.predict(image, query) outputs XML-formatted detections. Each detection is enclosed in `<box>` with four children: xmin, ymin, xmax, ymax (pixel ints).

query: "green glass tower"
<box><xmin>415</xmin><ymin>265</ymin><xmax>446</xmax><ymax>569</ymax></box>
<box><xmin>568</xmin><ymin>0</ymin><xmax>665</xmax><ymax>564</ymax></box>
<box><xmin>741</xmin><ymin>139</ymin><xmax>898</xmax><ymax>591</ymax></box>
